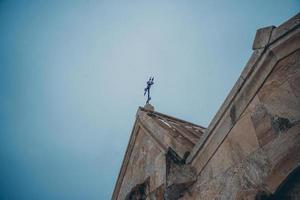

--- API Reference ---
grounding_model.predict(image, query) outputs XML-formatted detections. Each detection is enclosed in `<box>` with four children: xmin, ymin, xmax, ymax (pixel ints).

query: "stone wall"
<box><xmin>182</xmin><ymin>13</ymin><xmax>300</xmax><ymax>200</ymax></box>
<box><xmin>117</xmin><ymin>128</ymin><xmax>166</xmax><ymax>200</ymax></box>
<box><xmin>182</xmin><ymin>49</ymin><xmax>300</xmax><ymax>200</ymax></box>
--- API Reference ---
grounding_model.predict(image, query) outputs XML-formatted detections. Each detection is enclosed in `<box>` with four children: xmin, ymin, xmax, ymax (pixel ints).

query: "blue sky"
<box><xmin>0</xmin><ymin>1</ymin><xmax>299</xmax><ymax>199</ymax></box>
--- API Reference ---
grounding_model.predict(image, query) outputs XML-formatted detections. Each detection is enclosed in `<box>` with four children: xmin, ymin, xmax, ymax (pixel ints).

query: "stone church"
<box><xmin>112</xmin><ymin>13</ymin><xmax>300</xmax><ymax>200</ymax></box>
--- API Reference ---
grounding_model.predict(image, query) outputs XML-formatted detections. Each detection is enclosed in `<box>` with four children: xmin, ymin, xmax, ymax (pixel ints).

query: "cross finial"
<box><xmin>144</xmin><ymin>77</ymin><xmax>154</xmax><ymax>104</ymax></box>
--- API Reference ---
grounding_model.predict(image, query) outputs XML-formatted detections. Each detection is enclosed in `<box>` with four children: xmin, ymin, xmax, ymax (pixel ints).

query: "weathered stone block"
<box><xmin>206</xmin><ymin>112</ymin><xmax>259</xmax><ymax>180</ymax></box>
<box><xmin>252</xmin><ymin>26</ymin><xmax>275</xmax><ymax>50</ymax></box>
<box><xmin>250</xmin><ymin>103</ymin><xmax>276</xmax><ymax>147</ymax></box>
<box><xmin>258</xmin><ymin>52</ymin><xmax>300</xmax><ymax>122</ymax></box>
<box><xmin>229</xmin><ymin>113</ymin><xmax>259</xmax><ymax>157</ymax></box>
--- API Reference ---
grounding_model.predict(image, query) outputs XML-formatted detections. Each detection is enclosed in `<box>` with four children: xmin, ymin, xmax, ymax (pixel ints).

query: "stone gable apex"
<box><xmin>112</xmin><ymin>105</ymin><xmax>206</xmax><ymax>199</ymax></box>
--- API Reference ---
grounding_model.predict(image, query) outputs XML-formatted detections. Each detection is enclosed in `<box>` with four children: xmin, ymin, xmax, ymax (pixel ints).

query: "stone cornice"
<box><xmin>187</xmin><ymin>13</ymin><xmax>300</xmax><ymax>175</ymax></box>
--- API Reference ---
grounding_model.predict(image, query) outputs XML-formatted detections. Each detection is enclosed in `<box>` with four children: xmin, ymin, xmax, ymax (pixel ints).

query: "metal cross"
<box><xmin>144</xmin><ymin>77</ymin><xmax>154</xmax><ymax>104</ymax></box>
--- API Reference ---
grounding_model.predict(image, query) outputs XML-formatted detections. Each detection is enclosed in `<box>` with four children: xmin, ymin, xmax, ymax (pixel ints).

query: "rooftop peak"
<box><xmin>143</xmin><ymin>103</ymin><xmax>154</xmax><ymax>111</ymax></box>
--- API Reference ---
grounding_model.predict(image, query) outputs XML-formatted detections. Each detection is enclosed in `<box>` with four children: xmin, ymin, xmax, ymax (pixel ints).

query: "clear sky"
<box><xmin>0</xmin><ymin>1</ymin><xmax>299</xmax><ymax>199</ymax></box>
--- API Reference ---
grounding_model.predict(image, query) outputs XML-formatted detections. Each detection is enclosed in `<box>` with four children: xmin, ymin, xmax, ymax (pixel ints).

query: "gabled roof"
<box><xmin>112</xmin><ymin>105</ymin><xmax>206</xmax><ymax>199</ymax></box>
<box><xmin>139</xmin><ymin>107</ymin><xmax>206</xmax><ymax>151</ymax></box>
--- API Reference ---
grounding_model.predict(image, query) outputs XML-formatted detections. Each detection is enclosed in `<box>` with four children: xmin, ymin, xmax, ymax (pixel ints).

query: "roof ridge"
<box><xmin>139</xmin><ymin>107</ymin><xmax>206</xmax><ymax>130</ymax></box>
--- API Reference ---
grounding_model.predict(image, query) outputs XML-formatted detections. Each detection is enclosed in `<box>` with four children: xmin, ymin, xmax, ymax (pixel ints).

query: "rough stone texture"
<box><xmin>117</xmin><ymin>129</ymin><xmax>166</xmax><ymax>200</ymax></box>
<box><xmin>148</xmin><ymin>184</ymin><xmax>165</xmax><ymax>200</ymax></box>
<box><xmin>113</xmin><ymin>106</ymin><xmax>205</xmax><ymax>200</ymax></box>
<box><xmin>112</xmin><ymin>14</ymin><xmax>300</xmax><ymax>200</ymax></box>
<box><xmin>181</xmin><ymin>50</ymin><xmax>300</xmax><ymax>200</ymax></box>
<box><xmin>165</xmin><ymin>148</ymin><xmax>197</xmax><ymax>199</ymax></box>
<box><xmin>258</xmin><ymin>50</ymin><xmax>300</xmax><ymax>123</ymax></box>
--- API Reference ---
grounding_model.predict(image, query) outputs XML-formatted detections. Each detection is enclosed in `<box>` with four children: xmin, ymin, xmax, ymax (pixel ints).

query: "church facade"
<box><xmin>112</xmin><ymin>13</ymin><xmax>300</xmax><ymax>200</ymax></box>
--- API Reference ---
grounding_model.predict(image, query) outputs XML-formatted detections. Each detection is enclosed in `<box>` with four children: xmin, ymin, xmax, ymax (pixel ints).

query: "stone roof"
<box><xmin>112</xmin><ymin>104</ymin><xmax>206</xmax><ymax>199</ymax></box>
<box><xmin>138</xmin><ymin>106</ymin><xmax>206</xmax><ymax>152</ymax></box>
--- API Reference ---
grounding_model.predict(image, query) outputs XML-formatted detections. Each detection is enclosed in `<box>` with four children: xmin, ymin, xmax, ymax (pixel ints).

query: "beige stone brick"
<box><xmin>258</xmin><ymin>71</ymin><xmax>300</xmax><ymax>122</ymax></box>
<box><xmin>252</xmin><ymin>26</ymin><xmax>275</xmax><ymax>50</ymax></box>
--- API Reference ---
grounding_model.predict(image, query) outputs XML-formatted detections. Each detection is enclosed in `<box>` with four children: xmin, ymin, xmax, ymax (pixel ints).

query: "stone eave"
<box><xmin>139</xmin><ymin>107</ymin><xmax>206</xmax><ymax>130</ymax></box>
<box><xmin>187</xmin><ymin>13</ymin><xmax>300</xmax><ymax>175</ymax></box>
<box><xmin>137</xmin><ymin>107</ymin><xmax>206</xmax><ymax>156</ymax></box>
